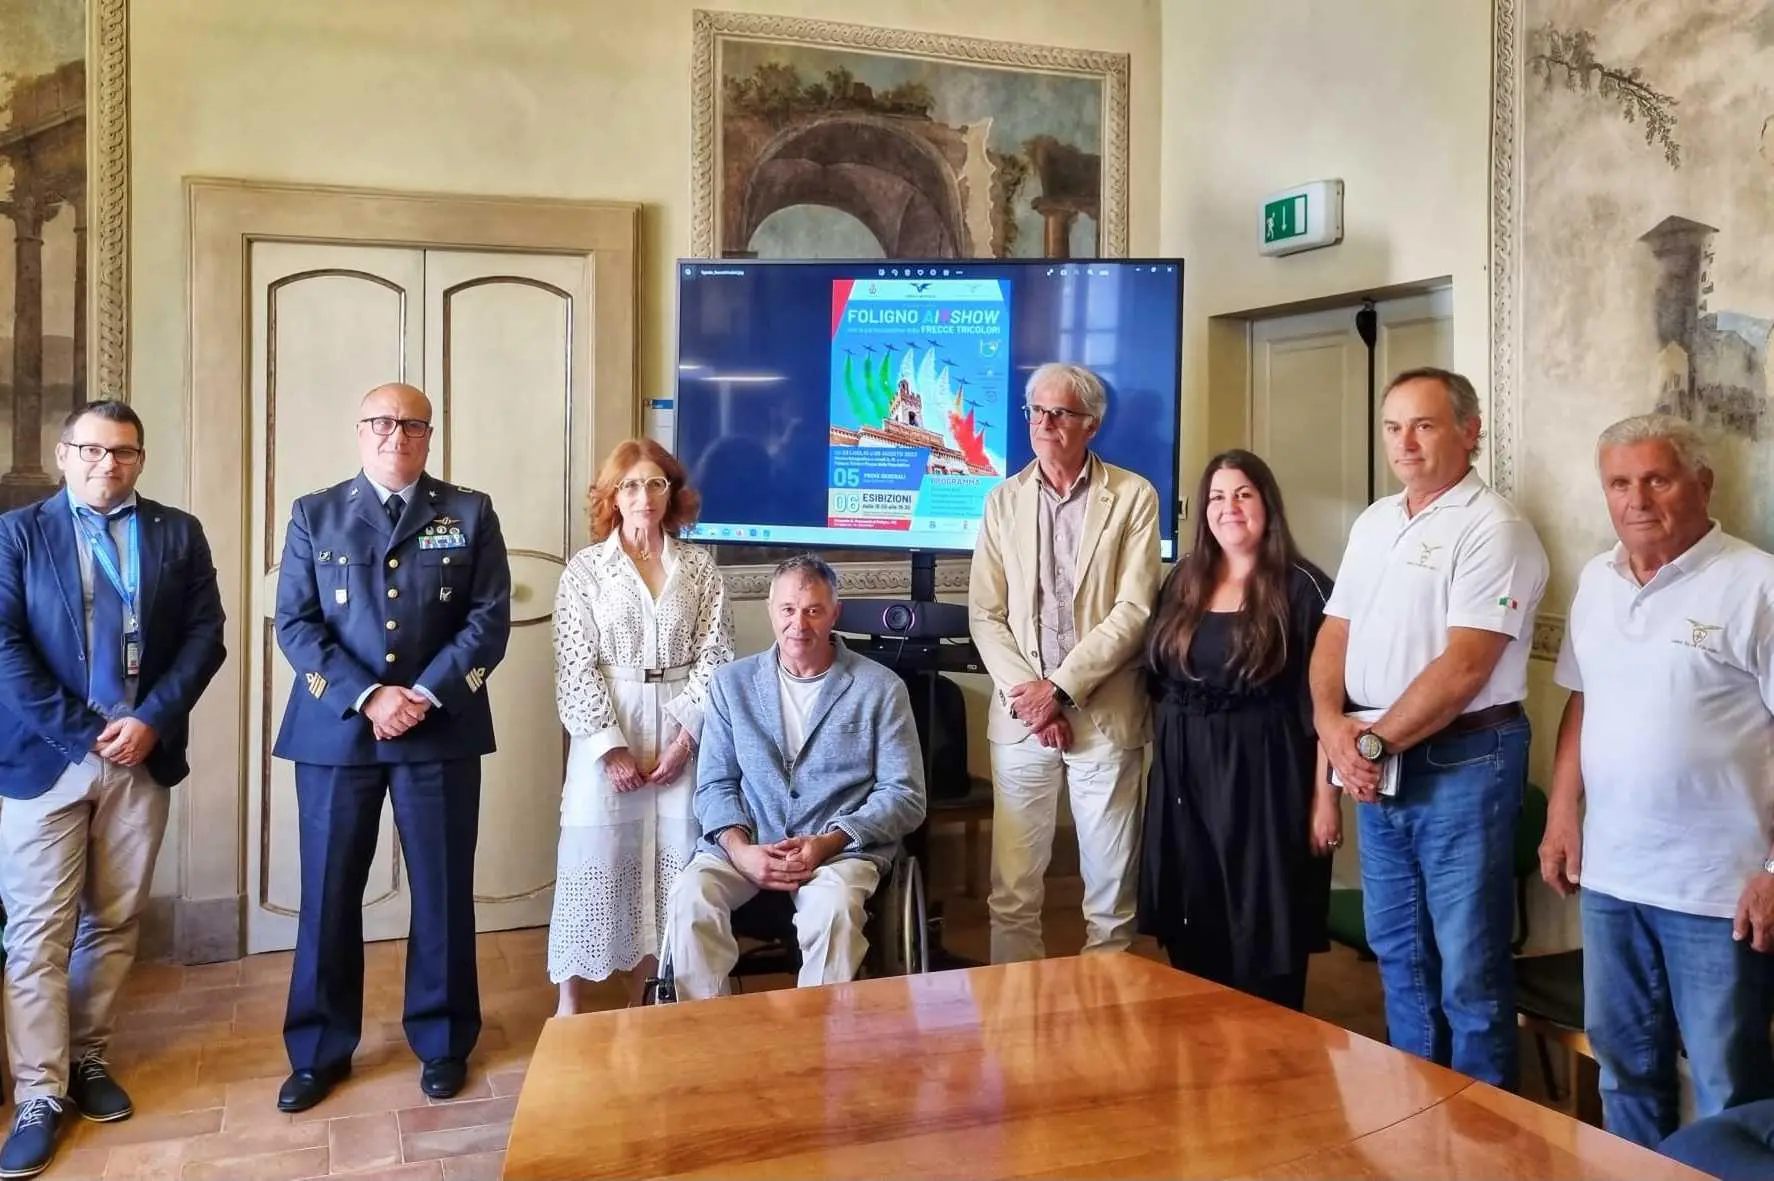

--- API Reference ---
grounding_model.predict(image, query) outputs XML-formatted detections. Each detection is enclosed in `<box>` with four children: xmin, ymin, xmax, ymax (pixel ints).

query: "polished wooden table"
<box><xmin>504</xmin><ymin>956</ymin><xmax>1707</xmax><ymax>1179</ymax></box>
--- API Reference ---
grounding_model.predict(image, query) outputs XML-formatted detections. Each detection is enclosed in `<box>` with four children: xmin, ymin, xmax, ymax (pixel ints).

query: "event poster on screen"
<box><xmin>826</xmin><ymin>277</ymin><xmax>1011</xmax><ymax>539</ymax></box>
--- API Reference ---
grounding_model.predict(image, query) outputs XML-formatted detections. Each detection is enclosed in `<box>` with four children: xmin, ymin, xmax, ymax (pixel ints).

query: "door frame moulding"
<box><xmin>182</xmin><ymin>178</ymin><xmax>641</xmax><ymax>962</ymax></box>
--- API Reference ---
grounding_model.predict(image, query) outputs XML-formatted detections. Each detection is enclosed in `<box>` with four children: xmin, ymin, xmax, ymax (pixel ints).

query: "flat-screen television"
<box><xmin>673</xmin><ymin>258</ymin><xmax>1184</xmax><ymax>559</ymax></box>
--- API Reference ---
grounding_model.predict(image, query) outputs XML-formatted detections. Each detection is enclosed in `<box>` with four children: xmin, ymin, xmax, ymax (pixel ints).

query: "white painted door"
<box><xmin>1248</xmin><ymin>290</ymin><xmax>1453</xmax><ymax>573</ymax></box>
<box><xmin>1247</xmin><ymin>289</ymin><xmax>1452</xmax><ymax>887</ymax></box>
<box><xmin>424</xmin><ymin>250</ymin><xmax>589</xmax><ymax>935</ymax></box>
<box><xmin>246</xmin><ymin>242</ymin><xmax>590</xmax><ymax>953</ymax></box>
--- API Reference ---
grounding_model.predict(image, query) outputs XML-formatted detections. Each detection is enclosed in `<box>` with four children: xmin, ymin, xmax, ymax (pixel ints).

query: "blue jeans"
<box><xmin>1358</xmin><ymin>716</ymin><xmax>1527</xmax><ymax>1089</ymax></box>
<box><xmin>1582</xmin><ymin>889</ymin><xmax>1774</xmax><ymax>1149</ymax></box>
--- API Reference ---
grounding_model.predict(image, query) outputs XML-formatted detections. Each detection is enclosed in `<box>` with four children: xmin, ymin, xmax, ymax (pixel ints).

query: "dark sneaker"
<box><xmin>0</xmin><ymin>1096</ymin><xmax>68</xmax><ymax>1179</ymax></box>
<box><xmin>68</xmin><ymin>1051</ymin><xmax>133</xmax><ymax>1122</ymax></box>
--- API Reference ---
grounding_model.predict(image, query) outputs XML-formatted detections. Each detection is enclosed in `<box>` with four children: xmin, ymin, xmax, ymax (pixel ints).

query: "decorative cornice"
<box><xmin>1487</xmin><ymin>0</ymin><xmax>1521</xmax><ymax>501</ymax></box>
<box><xmin>723</xmin><ymin>557</ymin><xmax>972</xmax><ymax>601</ymax></box>
<box><xmin>689</xmin><ymin>8</ymin><xmax>1130</xmax><ymax>258</ymax></box>
<box><xmin>93</xmin><ymin>0</ymin><xmax>129</xmax><ymax>398</ymax></box>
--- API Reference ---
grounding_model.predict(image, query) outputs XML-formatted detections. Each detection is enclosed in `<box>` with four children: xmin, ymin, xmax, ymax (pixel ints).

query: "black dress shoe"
<box><xmin>419</xmin><ymin>1057</ymin><xmax>467</xmax><ymax>1099</ymax></box>
<box><xmin>276</xmin><ymin>1062</ymin><xmax>351</xmax><ymax>1113</ymax></box>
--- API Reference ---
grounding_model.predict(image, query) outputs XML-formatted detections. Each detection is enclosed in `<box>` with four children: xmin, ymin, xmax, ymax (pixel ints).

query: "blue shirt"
<box><xmin>67</xmin><ymin>488</ymin><xmax>140</xmax><ymax>708</ymax></box>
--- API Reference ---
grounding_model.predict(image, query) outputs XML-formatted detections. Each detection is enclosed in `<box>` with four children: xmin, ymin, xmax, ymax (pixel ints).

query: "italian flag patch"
<box><xmin>1498</xmin><ymin>595</ymin><xmax>1519</xmax><ymax>610</ymax></box>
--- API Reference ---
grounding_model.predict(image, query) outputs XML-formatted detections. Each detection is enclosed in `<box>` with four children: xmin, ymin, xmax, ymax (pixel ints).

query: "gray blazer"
<box><xmin>695</xmin><ymin>637</ymin><xmax>927</xmax><ymax>872</ymax></box>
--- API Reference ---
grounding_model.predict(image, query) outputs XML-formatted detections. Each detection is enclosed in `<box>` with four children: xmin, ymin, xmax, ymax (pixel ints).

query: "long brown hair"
<box><xmin>1146</xmin><ymin>450</ymin><xmax>1307</xmax><ymax>685</ymax></box>
<box><xmin>587</xmin><ymin>439</ymin><xmax>701</xmax><ymax>542</ymax></box>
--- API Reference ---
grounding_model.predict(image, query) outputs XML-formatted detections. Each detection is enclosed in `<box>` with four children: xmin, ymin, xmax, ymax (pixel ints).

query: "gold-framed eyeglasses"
<box><xmin>1023</xmin><ymin>404</ymin><xmax>1093</xmax><ymax>425</ymax></box>
<box><xmin>68</xmin><ymin>443</ymin><xmax>144</xmax><ymax>465</ymax></box>
<box><xmin>617</xmin><ymin>476</ymin><xmax>672</xmax><ymax>496</ymax></box>
<box><xmin>359</xmin><ymin>416</ymin><xmax>433</xmax><ymax>438</ymax></box>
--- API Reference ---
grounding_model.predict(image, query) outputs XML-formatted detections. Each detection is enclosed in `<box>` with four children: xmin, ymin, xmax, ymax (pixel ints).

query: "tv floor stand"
<box><xmin>909</xmin><ymin>550</ymin><xmax>937</xmax><ymax>603</ymax></box>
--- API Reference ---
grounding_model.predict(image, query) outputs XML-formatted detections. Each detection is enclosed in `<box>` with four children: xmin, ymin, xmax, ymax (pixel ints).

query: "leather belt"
<box><xmin>1349</xmin><ymin>701</ymin><xmax>1523</xmax><ymax>744</ymax></box>
<box><xmin>1428</xmin><ymin>702</ymin><xmax>1523</xmax><ymax>742</ymax></box>
<box><xmin>599</xmin><ymin>663</ymin><xmax>692</xmax><ymax>684</ymax></box>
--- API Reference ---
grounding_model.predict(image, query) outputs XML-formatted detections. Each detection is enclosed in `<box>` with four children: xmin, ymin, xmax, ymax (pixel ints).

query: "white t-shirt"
<box><xmin>777</xmin><ymin>663</ymin><xmax>828</xmax><ymax>762</ymax></box>
<box><xmin>1325</xmin><ymin>469</ymin><xmax>1548</xmax><ymax>711</ymax></box>
<box><xmin>1555</xmin><ymin>524</ymin><xmax>1774</xmax><ymax>918</ymax></box>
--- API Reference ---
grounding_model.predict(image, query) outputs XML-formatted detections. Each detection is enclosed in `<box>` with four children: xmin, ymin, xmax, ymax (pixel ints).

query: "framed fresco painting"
<box><xmin>688</xmin><ymin>9</ymin><xmax>1130</xmax><ymax>593</ymax></box>
<box><xmin>690</xmin><ymin>9</ymin><xmax>1129</xmax><ymax>264</ymax></box>
<box><xmin>1490</xmin><ymin>0</ymin><xmax>1774</xmax><ymax>658</ymax></box>
<box><xmin>0</xmin><ymin>0</ymin><xmax>128</xmax><ymax>512</ymax></box>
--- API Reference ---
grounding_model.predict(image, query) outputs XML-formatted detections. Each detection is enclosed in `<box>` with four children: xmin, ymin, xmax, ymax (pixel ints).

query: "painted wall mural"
<box><xmin>1493</xmin><ymin>0</ymin><xmax>1774</xmax><ymax>618</ymax></box>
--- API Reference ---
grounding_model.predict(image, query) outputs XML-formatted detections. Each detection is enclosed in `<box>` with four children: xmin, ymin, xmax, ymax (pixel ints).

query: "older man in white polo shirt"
<box><xmin>1309</xmin><ymin>367</ymin><xmax>1548</xmax><ymax>1090</ymax></box>
<box><xmin>1540</xmin><ymin>413</ymin><xmax>1774</xmax><ymax>1148</ymax></box>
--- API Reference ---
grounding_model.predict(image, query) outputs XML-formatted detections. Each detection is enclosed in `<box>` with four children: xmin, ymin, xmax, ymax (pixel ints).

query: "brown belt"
<box><xmin>1349</xmin><ymin>701</ymin><xmax>1523</xmax><ymax>744</ymax></box>
<box><xmin>1430</xmin><ymin>702</ymin><xmax>1523</xmax><ymax>742</ymax></box>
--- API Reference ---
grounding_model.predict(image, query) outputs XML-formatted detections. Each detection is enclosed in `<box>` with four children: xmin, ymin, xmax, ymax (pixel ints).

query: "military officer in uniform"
<box><xmin>271</xmin><ymin>382</ymin><xmax>511</xmax><ymax>1113</ymax></box>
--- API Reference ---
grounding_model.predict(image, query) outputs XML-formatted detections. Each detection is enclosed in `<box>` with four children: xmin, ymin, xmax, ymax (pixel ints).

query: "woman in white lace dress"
<box><xmin>549</xmin><ymin>439</ymin><xmax>732</xmax><ymax>1012</ymax></box>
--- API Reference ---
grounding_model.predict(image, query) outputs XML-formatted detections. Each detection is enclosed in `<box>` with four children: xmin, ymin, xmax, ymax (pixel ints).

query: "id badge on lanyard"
<box><xmin>85</xmin><ymin>512</ymin><xmax>140</xmax><ymax>678</ymax></box>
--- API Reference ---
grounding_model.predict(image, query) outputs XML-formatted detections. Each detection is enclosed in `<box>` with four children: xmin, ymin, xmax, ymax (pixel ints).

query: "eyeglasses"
<box><xmin>1023</xmin><ymin>404</ymin><xmax>1094</xmax><ymax>426</ymax></box>
<box><xmin>617</xmin><ymin>477</ymin><xmax>672</xmax><ymax>496</ymax></box>
<box><xmin>359</xmin><ymin>416</ymin><xmax>433</xmax><ymax>438</ymax></box>
<box><xmin>68</xmin><ymin>443</ymin><xmax>143</xmax><ymax>465</ymax></box>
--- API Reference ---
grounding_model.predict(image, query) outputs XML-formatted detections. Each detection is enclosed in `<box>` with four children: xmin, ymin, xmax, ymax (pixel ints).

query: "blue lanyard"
<box><xmin>78</xmin><ymin>508</ymin><xmax>139</xmax><ymax>624</ymax></box>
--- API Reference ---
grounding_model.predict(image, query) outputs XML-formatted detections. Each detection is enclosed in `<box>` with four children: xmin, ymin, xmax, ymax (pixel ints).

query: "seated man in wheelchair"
<box><xmin>662</xmin><ymin>554</ymin><xmax>927</xmax><ymax>1000</ymax></box>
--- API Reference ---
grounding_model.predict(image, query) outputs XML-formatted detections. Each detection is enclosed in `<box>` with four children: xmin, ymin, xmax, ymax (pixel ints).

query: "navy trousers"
<box><xmin>284</xmin><ymin>759</ymin><xmax>482</xmax><ymax>1071</ymax></box>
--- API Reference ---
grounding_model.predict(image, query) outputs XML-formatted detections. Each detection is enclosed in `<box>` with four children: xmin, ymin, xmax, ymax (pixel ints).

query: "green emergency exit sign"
<box><xmin>1258</xmin><ymin>179</ymin><xmax>1344</xmax><ymax>257</ymax></box>
<box><xmin>1264</xmin><ymin>194</ymin><xmax>1308</xmax><ymax>244</ymax></box>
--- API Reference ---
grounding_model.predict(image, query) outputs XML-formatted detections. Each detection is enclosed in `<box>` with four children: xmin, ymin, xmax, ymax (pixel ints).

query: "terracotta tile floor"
<box><xmin>14</xmin><ymin>883</ymin><xmax>1557</xmax><ymax>1179</ymax></box>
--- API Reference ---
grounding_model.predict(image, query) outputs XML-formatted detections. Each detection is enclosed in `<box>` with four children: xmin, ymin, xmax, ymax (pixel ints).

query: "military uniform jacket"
<box><xmin>272</xmin><ymin>472</ymin><xmax>511</xmax><ymax>766</ymax></box>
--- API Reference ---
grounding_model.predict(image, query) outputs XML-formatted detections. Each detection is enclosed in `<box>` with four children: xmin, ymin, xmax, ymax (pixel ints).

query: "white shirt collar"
<box><xmin>597</xmin><ymin>530</ymin><xmax>678</xmax><ymax>576</ymax></box>
<box><xmin>1608</xmin><ymin>520</ymin><xmax>1725</xmax><ymax>586</ymax></box>
<box><xmin>1391</xmin><ymin>467</ymin><xmax>1485</xmax><ymax>521</ymax></box>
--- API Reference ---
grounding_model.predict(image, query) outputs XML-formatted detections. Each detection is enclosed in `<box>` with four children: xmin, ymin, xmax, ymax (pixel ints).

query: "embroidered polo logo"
<box><xmin>1408</xmin><ymin>542</ymin><xmax>1442</xmax><ymax>569</ymax></box>
<box><xmin>1680</xmin><ymin>619</ymin><xmax>1723</xmax><ymax>651</ymax></box>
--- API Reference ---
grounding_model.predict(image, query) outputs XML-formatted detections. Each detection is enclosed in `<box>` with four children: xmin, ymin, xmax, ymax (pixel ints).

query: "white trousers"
<box><xmin>663</xmin><ymin>851</ymin><xmax>881</xmax><ymax>1000</ymax></box>
<box><xmin>0</xmin><ymin>757</ymin><xmax>168</xmax><ymax>1103</ymax></box>
<box><xmin>988</xmin><ymin>713</ymin><xmax>1145</xmax><ymax>963</ymax></box>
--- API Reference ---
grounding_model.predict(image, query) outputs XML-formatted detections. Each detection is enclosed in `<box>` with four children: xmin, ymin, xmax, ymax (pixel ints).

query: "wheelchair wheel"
<box><xmin>894</xmin><ymin>855</ymin><xmax>930</xmax><ymax>975</ymax></box>
<box><xmin>641</xmin><ymin>964</ymin><xmax>677</xmax><ymax>1005</ymax></box>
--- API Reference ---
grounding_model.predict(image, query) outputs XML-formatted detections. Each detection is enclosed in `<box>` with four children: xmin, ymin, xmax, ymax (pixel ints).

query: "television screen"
<box><xmin>673</xmin><ymin>258</ymin><xmax>1183</xmax><ymax>559</ymax></box>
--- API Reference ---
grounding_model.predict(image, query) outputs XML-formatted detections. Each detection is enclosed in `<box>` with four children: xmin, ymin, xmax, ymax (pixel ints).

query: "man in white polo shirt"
<box><xmin>1310</xmin><ymin>367</ymin><xmax>1548</xmax><ymax>1090</ymax></box>
<box><xmin>1540</xmin><ymin>412</ymin><xmax>1774</xmax><ymax>1148</ymax></box>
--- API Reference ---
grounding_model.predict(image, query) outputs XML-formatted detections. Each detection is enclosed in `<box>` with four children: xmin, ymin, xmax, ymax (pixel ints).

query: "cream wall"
<box><xmin>128</xmin><ymin>0</ymin><xmax>1164</xmax><ymax>500</ymax></box>
<box><xmin>1159</xmin><ymin>0</ymin><xmax>1579</xmax><ymax>948</ymax></box>
<box><xmin>126</xmin><ymin>0</ymin><xmax>1163</xmax><ymax>911</ymax></box>
<box><xmin>1158</xmin><ymin>0</ymin><xmax>1493</xmax><ymax>483</ymax></box>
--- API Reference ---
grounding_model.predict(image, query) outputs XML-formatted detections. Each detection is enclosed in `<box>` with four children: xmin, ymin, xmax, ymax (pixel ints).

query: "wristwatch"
<box><xmin>1052</xmin><ymin>683</ymin><xmax>1075</xmax><ymax>709</ymax></box>
<box><xmin>1762</xmin><ymin>856</ymin><xmax>1774</xmax><ymax>875</ymax></box>
<box><xmin>1355</xmin><ymin>729</ymin><xmax>1386</xmax><ymax>762</ymax></box>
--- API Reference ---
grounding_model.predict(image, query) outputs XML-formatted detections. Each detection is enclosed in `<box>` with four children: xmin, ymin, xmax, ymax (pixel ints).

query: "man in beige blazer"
<box><xmin>969</xmin><ymin>362</ymin><xmax>1160</xmax><ymax>962</ymax></box>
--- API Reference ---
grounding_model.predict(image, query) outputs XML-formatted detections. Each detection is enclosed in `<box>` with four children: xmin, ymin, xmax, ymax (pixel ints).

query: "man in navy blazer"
<box><xmin>272</xmin><ymin>382</ymin><xmax>510</xmax><ymax>1114</ymax></box>
<box><xmin>0</xmin><ymin>401</ymin><xmax>225</xmax><ymax>1179</ymax></box>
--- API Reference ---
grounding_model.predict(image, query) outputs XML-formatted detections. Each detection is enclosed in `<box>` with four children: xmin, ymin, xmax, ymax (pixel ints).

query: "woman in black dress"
<box><xmin>1138</xmin><ymin>449</ymin><xmax>1340</xmax><ymax>1010</ymax></box>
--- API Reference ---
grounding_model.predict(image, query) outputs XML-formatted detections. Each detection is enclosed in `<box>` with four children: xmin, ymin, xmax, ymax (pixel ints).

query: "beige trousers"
<box><xmin>987</xmin><ymin>712</ymin><xmax>1146</xmax><ymax>963</ymax></box>
<box><xmin>0</xmin><ymin>756</ymin><xmax>168</xmax><ymax>1103</ymax></box>
<box><xmin>663</xmin><ymin>851</ymin><xmax>880</xmax><ymax>1001</ymax></box>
